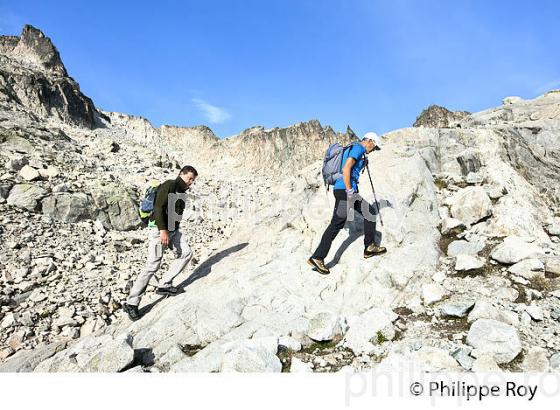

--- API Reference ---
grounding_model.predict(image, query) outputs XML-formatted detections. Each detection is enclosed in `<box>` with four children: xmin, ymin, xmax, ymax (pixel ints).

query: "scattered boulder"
<box><xmin>440</xmin><ymin>218</ymin><xmax>465</xmax><ymax>235</ymax></box>
<box><xmin>546</xmin><ymin>220</ymin><xmax>560</xmax><ymax>236</ymax></box>
<box><xmin>544</xmin><ymin>257</ymin><xmax>560</xmax><ymax>277</ymax></box>
<box><xmin>455</xmin><ymin>254</ymin><xmax>485</xmax><ymax>271</ymax></box>
<box><xmin>7</xmin><ymin>183</ymin><xmax>48</xmax><ymax>211</ymax></box>
<box><xmin>466</xmin><ymin>319</ymin><xmax>522</xmax><ymax>364</ymax></box>
<box><xmin>507</xmin><ymin>258</ymin><xmax>545</xmax><ymax>280</ymax></box>
<box><xmin>0</xmin><ymin>182</ymin><xmax>13</xmax><ymax>199</ymax></box>
<box><xmin>447</xmin><ymin>239</ymin><xmax>485</xmax><ymax>257</ymax></box>
<box><xmin>439</xmin><ymin>299</ymin><xmax>475</xmax><ymax>318</ymax></box>
<box><xmin>42</xmin><ymin>193</ymin><xmax>92</xmax><ymax>223</ymax></box>
<box><xmin>490</xmin><ymin>236</ymin><xmax>545</xmax><ymax>265</ymax></box>
<box><xmin>525</xmin><ymin>305</ymin><xmax>544</xmax><ymax>321</ymax></box>
<box><xmin>306</xmin><ymin>312</ymin><xmax>340</xmax><ymax>342</ymax></box>
<box><xmin>467</xmin><ymin>301</ymin><xmax>518</xmax><ymax>326</ymax></box>
<box><xmin>449</xmin><ymin>187</ymin><xmax>492</xmax><ymax>225</ymax></box>
<box><xmin>19</xmin><ymin>165</ymin><xmax>41</xmax><ymax>181</ymax></box>
<box><xmin>550</xmin><ymin>353</ymin><xmax>560</xmax><ymax>372</ymax></box>
<box><xmin>451</xmin><ymin>346</ymin><xmax>474</xmax><ymax>370</ymax></box>
<box><xmin>90</xmin><ymin>187</ymin><xmax>140</xmax><ymax>231</ymax></box>
<box><xmin>456</xmin><ymin>148</ymin><xmax>482</xmax><ymax>176</ymax></box>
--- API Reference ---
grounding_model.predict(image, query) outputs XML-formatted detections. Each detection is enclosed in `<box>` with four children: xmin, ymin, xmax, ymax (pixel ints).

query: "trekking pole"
<box><xmin>365</xmin><ymin>161</ymin><xmax>384</xmax><ymax>226</ymax></box>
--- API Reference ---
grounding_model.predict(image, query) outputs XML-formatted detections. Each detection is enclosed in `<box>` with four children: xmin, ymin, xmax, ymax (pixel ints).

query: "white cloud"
<box><xmin>192</xmin><ymin>98</ymin><xmax>231</xmax><ymax>124</ymax></box>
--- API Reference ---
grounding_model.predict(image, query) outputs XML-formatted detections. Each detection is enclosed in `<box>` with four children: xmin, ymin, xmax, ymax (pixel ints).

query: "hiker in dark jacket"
<box><xmin>308</xmin><ymin>133</ymin><xmax>386</xmax><ymax>275</ymax></box>
<box><xmin>123</xmin><ymin>165</ymin><xmax>198</xmax><ymax>320</ymax></box>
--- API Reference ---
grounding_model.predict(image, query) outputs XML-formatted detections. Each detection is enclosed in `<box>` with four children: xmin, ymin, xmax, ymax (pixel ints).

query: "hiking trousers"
<box><xmin>312</xmin><ymin>189</ymin><xmax>377</xmax><ymax>260</ymax></box>
<box><xmin>127</xmin><ymin>227</ymin><xmax>192</xmax><ymax>306</ymax></box>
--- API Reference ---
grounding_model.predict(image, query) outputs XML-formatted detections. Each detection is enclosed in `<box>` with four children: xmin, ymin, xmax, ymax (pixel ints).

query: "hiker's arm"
<box><xmin>342</xmin><ymin>157</ymin><xmax>355</xmax><ymax>191</ymax></box>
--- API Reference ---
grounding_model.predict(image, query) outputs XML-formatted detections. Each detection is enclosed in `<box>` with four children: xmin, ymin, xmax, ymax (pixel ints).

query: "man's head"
<box><xmin>361</xmin><ymin>132</ymin><xmax>382</xmax><ymax>154</ymax></box>
<box><xmin>178</xmin><ymin>165</ymin><xmax>198</xmax><ymax>187</ymax></box>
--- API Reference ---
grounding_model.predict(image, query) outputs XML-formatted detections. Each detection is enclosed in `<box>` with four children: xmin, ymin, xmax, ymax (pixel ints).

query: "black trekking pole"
<box><xmin>347</xmin><ymin>125</ymin><xmax>384</xmax><ymax>226</ymax></box>
<box><xmin>365</xmin><ymin>161</ymin><xmax>383</xmax><ymax>226</ymax></box>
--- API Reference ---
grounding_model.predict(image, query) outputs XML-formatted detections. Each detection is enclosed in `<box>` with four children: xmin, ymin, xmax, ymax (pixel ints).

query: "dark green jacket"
<box><xmin>152</xmin><ymin>177</ymin><xmax>188</xmax><ymax>231</ymax></box>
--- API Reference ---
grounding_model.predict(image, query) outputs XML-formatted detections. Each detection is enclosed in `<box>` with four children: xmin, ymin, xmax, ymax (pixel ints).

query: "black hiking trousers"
<box><xmin>312</xmin><ymin>189</ymin><xmax>378</xmax><ymax>260</ymax></box>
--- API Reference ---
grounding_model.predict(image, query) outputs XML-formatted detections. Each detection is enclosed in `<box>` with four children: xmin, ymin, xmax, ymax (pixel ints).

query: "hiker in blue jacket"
<box><xmin>308</xmin><ymin>133</ymin><xmax>386</xmax><ymax>274</ymax></box>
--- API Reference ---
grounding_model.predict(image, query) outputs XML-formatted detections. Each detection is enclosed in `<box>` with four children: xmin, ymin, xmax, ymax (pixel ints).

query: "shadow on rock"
<box><xmin>179</xmin><ymin>242</ymin><xmax>249</xmax><ymax>289</ymax></box>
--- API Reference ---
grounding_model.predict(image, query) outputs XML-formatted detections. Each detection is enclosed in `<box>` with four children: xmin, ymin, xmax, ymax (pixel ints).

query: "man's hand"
<box><xmin>160</xmin><ymin>230</ymin><xmax>170</xmax><ymax>247</ymax></box>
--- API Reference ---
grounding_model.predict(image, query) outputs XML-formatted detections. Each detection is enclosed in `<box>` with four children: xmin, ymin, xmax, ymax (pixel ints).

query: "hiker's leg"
<box><xmin>354</xmin><ymin>197</ymin><xmax>378</xmax><ymax>248</ymax></box>
<box><xmin>127</xmin><ymin>228</ymin><xmax>163</xmax><ymax>306</ymax></box>
<box><xmin>160</xmin><ymin>228</ymin><xmax>192</xmax><ymax>287</ymax></box>
<box><xmin>312</xmin><ymin>191</ymin><xmax>347</xmax><ymax>260</ymax></box>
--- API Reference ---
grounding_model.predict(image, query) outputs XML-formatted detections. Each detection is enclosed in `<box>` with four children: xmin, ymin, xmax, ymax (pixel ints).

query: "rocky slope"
<box><xmin>1</xmin><ymin>25</ymin><xmax>560</xmax><ymax>373</ymax></box>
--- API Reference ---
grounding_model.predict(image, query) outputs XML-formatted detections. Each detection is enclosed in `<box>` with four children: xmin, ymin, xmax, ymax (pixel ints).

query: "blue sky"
<box><xmin>1</xmin><ymin>0</ymin><xmax>559</xmax><ymax>137</ymax></box>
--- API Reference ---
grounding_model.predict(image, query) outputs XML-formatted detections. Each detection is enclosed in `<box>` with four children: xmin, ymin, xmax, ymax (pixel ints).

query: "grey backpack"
<box><xmin>322</xmin><ymin>143</ymin><xmax>352</xmax><ymax>189</ymax></box>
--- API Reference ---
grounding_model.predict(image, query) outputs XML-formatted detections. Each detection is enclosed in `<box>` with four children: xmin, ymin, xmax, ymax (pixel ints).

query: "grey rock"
<box><xmin>0</xmin><ymin>341</ymin><xmax>67</xmax><ymax>372</ymax></box>
<box><xmin>306</xmin><ymin>312</ymin><xmax>340</xmax><ymax>342</ymax></box>
<box><xmin>41</xmin><ymin>193</ymin><xmax>92</xmax><ymax>223</ymax></box>
<box><xmin>508</xmin><ymin>258</ymin><xmax>545</xmax><ymax>280</ymax></box>
<box><xmin>19</xmin><ymin>165</ymin><xmax>40</xmax><ymax>181</ymax></box>
<box><xmin>545</xmin><ymin>219</ymin><xmax>560</xmax><ymax>236</ymax></box>
<box><xmin>447</xmin><ymin>239</ymin><xmax>485</xmax><ymax>257</ymax></box>
<box><xmin>451</xmin><ymin>346</ymin><xmax>474</xmax><ymax>370</ymax></box>
<box><xmin>7</xmin><ymin>183</ymin><xmax>48</xmax><ymax>211</ymax></box>
<box><xmin>525</xmin><ymin>305</ymin><xmax>544</xmax><ymax>321</ymax></box>
<box><xmin>491</xmin><ymin>236</ymin><xmax>545</xmax><ymax>265</ymax></box>
<box><xmin>466</xmin><ymin>319</ymin><xmax>522</xmax><ymax>364</ymax></box>
<box><xmin>455</xmin><ymin>254</ymin><xmax>485</xmax><ymax>271</ymax></box>
<box><xmin>34</xmin><ymin>333</ymin><xmax>134</xmax><ymax>372</ymax></box>
<box><xmin>439</xmin><ymin>299</ymin><xmax>475</xmax><ymax>318</ymax></box>
<box><xmin>440</xmin><ymin>218</ymin><xmax>465</xmax><ymax>235</ymax></box>
<box><xmin>550</xmin><ymin>353</ymin><xmax>560</xmax><ymax>371</ymax></box>
<box><xmin>0</xmin><ymin>182</ymin><xmax>13</xmax><ymax>199</ymax></box>
<box><xmin>90</xmin><ymin>187</ymin><xmax>140</xmax><ymax>231</ymax></box>
<box><xmin>467</xmin><ymin>301</ymin><xmax>519</xmax><ymax>326</ymax></box>
<box><xmin>449</xmin><ymin>187</ymin><xmax>492</xmax><ymax>225</ymax></box>
<box><xmin>544</xmin><ymin>257</ymin><xmax>560</xmax><ymax>277</ymax></box>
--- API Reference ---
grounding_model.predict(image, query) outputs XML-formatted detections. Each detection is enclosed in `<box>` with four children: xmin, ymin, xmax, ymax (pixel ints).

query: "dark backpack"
<box><xmin>138</xmin><ymin>180</ymin><xmax>160</xmax><ymax>225</ymax></box>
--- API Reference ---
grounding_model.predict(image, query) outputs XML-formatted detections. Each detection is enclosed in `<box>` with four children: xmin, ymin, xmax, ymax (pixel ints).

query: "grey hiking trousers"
<box><xmin>127</xmin><ymin>227</ymin><xmax>193</xmax><ymax>306</ymax></box>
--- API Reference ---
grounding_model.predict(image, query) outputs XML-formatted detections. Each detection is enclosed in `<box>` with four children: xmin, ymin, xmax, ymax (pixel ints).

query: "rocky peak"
<box><xmin>413</xmin><ymin>104</ymin><xmax>471</xmax><ymax>128</ymax></box>
<box><xmin>6</xmin><ymin>25</ymin><xmax>68</xmax><ymax>77</ymax></box>
<box><xmin>0</xmin><ymin>25</ymin><xmax>97</xmax><ymax>128</ymax></box>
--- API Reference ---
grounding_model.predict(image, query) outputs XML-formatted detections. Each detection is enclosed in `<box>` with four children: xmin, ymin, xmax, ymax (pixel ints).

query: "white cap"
<box><xmin>362</xmin><ymin>131</ymin><xmax>382</xmax><ymax>150</ymax></box>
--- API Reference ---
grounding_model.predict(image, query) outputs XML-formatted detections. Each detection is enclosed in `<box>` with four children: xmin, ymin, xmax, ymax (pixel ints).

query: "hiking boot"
<box><xmin>364</xmin><ymin>244</ymin><xmax>387</xmax><ymax>259</ymax></box>
<box><xmin>307</xmin><ymin>257</ymin><xmax>330</xmax><ymax>275</ymax></box>
<box><xmin>123</xmin><ymin>303</ymin><xmax>141</xmax><ymax>321</ymax></box>
<box><xmin>155</xmin><ymin>286</ymin><xmax>181</xmax><ymax>296</ymax></box>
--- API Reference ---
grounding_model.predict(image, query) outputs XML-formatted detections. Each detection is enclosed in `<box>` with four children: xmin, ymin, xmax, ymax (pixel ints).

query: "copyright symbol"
<box><xmin>410</xmin><ymin>382</ymin><xmax>423</xmax><ymax>396</ymax></box>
